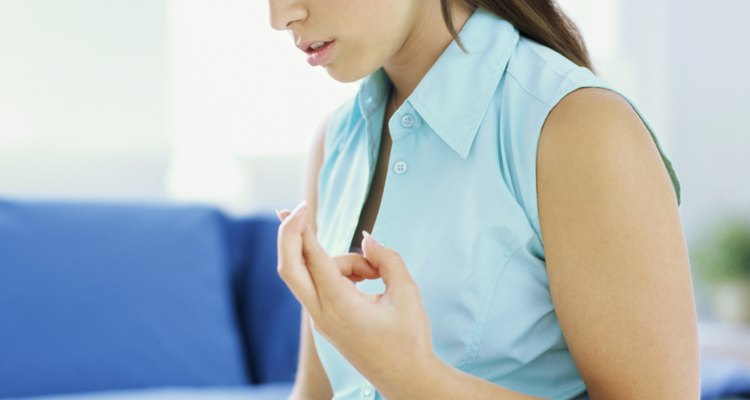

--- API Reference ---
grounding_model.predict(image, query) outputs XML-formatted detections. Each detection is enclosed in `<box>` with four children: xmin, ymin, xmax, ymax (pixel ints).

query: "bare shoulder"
<box><xmin>537</xmin><ymin>86</ymin><xmax>678</xmax><ymax>212</ymax></box>
<box><xmin>535</xmin><ymin>87</ymin><xmax>699</xmax><ymax>397</ymax></box>
<box><xmin>539</xmin><ymin>87</ymin><xmax>660</xmax><ymax>159</ymax></box>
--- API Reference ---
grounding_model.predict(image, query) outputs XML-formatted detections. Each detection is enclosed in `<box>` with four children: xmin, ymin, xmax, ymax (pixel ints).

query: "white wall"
<box><xmin>0</xmin><ymin>0</ymin><xmax>170</xmax><ymax>201</ymax></box>
<box><xmin>164</xmin><ymin>0</ymin><xmax>358</xmax><ymax>214</ymax></box>
<box><xmin>667</xmin><ymin>0</ymin><xmax>750</xmax><ymax>247</ymax></box>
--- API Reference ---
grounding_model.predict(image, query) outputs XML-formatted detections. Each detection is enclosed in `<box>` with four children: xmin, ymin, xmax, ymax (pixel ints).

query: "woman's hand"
<box><xmin>276</xmin><ymin>206</ymin><xmax>381</xmax><ymax>283</ymax></box>
<box><xmin>275</xmin><ymin>201</ymin><xmax>438</xmax><ymax>397</ymax></box>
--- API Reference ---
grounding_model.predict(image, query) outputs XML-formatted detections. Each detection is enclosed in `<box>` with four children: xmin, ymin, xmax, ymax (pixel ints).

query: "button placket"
<box><xmin>390</xmin><ymin>105</ymin><xmax>417</xmax><ymax>177</ymax></box>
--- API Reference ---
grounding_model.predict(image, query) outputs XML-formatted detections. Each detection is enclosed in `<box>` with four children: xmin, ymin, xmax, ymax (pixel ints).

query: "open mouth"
<box><xmin>305</xmin><ymin>41</ymin><xmax>334</xmax><ymax>54</ymax></box>
<box><xmin>303</xmin><ymin>40</ymin><xmax>336</xmax><ymax>67</ymax></box>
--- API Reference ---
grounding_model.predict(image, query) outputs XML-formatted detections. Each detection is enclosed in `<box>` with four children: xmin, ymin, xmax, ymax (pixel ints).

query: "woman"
<box><xmin>271</xmin><ymin>0</ymin><xmax>700</xmax><ymax>398</ymax></box>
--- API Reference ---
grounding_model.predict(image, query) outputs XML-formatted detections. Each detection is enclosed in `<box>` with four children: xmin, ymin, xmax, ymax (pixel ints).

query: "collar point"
<box><xmin>449</xmin><ymin>137</ymin><xmax>473</xmax><ymax>159</ymax></box>
<box><xmin>455</xmin><ymin>147</ymin><xmax>471</xmax><ymax>159</ymax></box>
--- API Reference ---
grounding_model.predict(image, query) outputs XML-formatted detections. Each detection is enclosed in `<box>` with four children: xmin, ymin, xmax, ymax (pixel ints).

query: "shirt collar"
<box><xmin>356</xmin><ymin>6</ymin><xmax>520</xmax><ymax>159</ymax></box>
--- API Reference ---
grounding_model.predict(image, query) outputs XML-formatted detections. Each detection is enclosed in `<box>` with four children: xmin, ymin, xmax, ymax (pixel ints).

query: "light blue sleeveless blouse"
<box><xmin>312</xmin><ymin>6</ymin><xmax>681</xmax><ymax>400</ymax></box>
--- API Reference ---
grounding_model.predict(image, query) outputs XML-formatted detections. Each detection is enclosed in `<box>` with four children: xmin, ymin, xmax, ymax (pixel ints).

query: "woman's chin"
<box><xmin>324</xmin><ymin>67</ymin><xmax>356</xmax><ymax>83</ymax></box>
<box><xmin>324</xmin><ymin>64</ymin><xmax>371</xmax><ymax>84</ymax></box>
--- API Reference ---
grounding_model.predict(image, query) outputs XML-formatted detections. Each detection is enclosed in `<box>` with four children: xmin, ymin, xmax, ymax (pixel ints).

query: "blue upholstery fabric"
<box><xmin>5</xmin><ymin>384</ymin><xmax>293</xmax><ymax>400</ymax></box>
<box><xmin>0</xmin><ymin>198</ymin><xmax>250</xmax><ymax>398</ymax></box>
<box><xmin>229</xmin><ymin>214</ymin><xmax>301</xmax><ymax>384</ymax></box>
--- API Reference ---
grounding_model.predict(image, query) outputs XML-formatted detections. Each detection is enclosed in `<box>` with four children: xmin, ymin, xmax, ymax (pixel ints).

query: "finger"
<box><xmin>333</xmin><ymin>253</ymin><xmax>381</xmax><ymax>280</ymax></box>
<box><xmin>275</xmin><ymin>209</ymin><xmax>292</xmax><ymax>222</ymax></box>
<box><xmin>360</xmin><ymin>231</ymin><xmax>416</xmax><ymax>299</ymax></box>
<box><xmin>277</xmin><ymin>201</ymin><xmax>320</xmax><ymax>314</ymax></box>
<box><xmin>360</xmin><ymin>291</ymin><xmax>381</xmax><ymax>303</ymax></box>
<box><xmin>298</xmin><ymin>204</ymin><xmax>357</xmax><ymax>303</ymax></box>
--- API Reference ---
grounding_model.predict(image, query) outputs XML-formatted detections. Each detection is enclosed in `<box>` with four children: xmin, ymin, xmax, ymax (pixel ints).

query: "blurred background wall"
<box><xmin>1</xmin><ymin>0</ymin><xmax>749</xmax><ymax>315</ymax></box>
<box><xmin>0</xmin><ymin>0</ymin><xmax>170</xmax><ymax>200</ymax></box>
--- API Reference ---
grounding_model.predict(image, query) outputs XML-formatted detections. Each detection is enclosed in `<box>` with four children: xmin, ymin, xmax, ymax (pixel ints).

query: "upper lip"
<box><xmin>296</xmin><ymin>39</ymin><xmax>333</xmax><ymax>54</ymax></box>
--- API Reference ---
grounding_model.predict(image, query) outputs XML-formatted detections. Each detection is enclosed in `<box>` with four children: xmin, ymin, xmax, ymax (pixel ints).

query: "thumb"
<box><xmin>360</xmin><ymin>231</ymin><xmax>416</xmax><ymax>295</ymax></box>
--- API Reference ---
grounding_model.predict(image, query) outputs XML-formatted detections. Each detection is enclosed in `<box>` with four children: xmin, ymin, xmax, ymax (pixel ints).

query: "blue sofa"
<box><xmin>0</xmin><ymin>197</ymin><xmax>298</xmax><ymax>399</ymax></box>
<box><xmin>2</xmin><ymin>197</ymin><xmax>750</xmax><ymax>400</ymax></box>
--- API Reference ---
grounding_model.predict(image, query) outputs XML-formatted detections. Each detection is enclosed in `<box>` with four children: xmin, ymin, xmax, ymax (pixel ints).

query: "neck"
<box><xmin>383</xmin><ymin>2</ymin><xmax>474</xmax><ymax>107</ymax></box>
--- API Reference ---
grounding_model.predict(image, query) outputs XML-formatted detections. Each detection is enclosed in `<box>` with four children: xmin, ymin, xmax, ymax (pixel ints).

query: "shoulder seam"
<box><xmin>505</xmin><ymin>71</ymin><xmax>550</xmax><ymax>108</ymax></box>
<box><xmin>521</xmin><ymin>37</ymin><xmax>574</xmax><ymax>78</ymax></box>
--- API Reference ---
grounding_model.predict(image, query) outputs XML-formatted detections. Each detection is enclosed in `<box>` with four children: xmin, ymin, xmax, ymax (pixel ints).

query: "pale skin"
<box><xmin>269</xmin><ymin>0</ymin><xmax>700</xmax><ymax>398</ymax></box>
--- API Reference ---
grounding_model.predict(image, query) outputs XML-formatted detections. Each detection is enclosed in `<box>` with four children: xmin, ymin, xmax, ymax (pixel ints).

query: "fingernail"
<box><xmin>274</xmin><ymin>208</ymin><xmax>282</xmax><ymax>221</ymax></box>
<box><xmin>362</xmin><ymin>230</ymin><xmax>381</xmax><ymax>247</ymax></box>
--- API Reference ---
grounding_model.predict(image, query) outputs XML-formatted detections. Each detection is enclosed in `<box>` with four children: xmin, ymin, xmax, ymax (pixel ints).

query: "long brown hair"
<box><xmin>441</xmin><ymin>0</ymin><xmax>594</xmax><ymax>71</ymax></box>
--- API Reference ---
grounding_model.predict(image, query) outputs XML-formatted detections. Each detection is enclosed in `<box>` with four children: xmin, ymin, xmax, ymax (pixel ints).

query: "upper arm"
<box><xmin>303</xmin><ymin>114</ymin><xmax>330</xmax><ymax>234</ymax></box>
<box><xmin>536</xmin><ymin>88</ymin><xmax>699</xmax><ymax>399</ymax></box>
<box><xmin>290</xmin><ymin>113</ymin><xmax>334</xmax><ymax>400</ymax></box>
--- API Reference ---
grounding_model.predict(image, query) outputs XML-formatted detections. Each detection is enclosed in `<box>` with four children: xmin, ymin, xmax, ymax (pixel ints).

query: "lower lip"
<box><xmin>306</xmin><ymin>40</ymin><xmax>335</xmax><ymax>66</ymax></box>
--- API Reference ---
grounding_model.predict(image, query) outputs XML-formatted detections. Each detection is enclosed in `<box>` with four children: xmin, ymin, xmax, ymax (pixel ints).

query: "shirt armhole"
<box><xmin>527</xmin><ymin>75</ymin><xmax>682</xmax><ymax>249</ymax></box>
<box><xmin>545</xmin><ymin>77</ymin><xmax>682</xmax><ymax>207</ymax></box>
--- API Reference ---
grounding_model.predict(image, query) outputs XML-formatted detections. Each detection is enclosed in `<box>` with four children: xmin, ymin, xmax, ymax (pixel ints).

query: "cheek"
<box><xmin>322</xmin><ymin>6</ymin><xmax>409</xmax><ymax>82</ymax></box>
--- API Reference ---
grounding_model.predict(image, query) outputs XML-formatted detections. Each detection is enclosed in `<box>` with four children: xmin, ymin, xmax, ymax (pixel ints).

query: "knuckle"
<box><xmin>276</xmin><ymin>263</ymin><xmax>289</xmax><ymax>280</ymax></box>
<box><xmin>278</xmin><ymin>214</ymin><xmax>298</xmax><ymax>233</ymax></box>
<box><xmin>332</xmin><ymin>257</ymin><xmax>346</xmax><ymax>272</ymax></box>
<box><xmin>278</xmin><ymin>217</ymin><xmax>292</xmax><ymax>233</ymax></box>
<box><xmin>387</xmin><ymin>251</ymin><xmax>404</xmax><ymax>265</ymax></box>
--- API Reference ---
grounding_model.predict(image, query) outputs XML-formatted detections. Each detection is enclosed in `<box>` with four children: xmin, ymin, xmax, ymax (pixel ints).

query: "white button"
<box><xmin>400</xmin><ymin>114</ymin><xmax>415</xmax><ymax>128</ymax></box>
<box><xmin>362</xmin><ymin>382</ymin><xmax>374</xmax><ymax>399</ymax></box>
<box><xmin>393</xmin><ymin>160</ymin><xmax>408</xmax><ymax>175</ymax></box>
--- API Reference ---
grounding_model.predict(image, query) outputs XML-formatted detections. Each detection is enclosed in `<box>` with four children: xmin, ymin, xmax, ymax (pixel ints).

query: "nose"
<box><xmin>268</xmin><ymin>0</ymin><xmax>307</xmax><ymax>31</ymax></box>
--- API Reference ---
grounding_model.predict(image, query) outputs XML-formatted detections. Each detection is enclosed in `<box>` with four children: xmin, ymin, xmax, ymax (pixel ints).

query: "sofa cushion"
<box><xmin>5</xmin><ymin>383</ymin><xmax>293</xmax><ymax>400</ymax></box>
<box><xmin>0</xmin><ymin>198</ymin><xmax>250</xmax><ymax>398</ymax></box>
<box><xmin>229</xmin><ymin>215</ymin><xmax>301</xmax><ymax>384</ymax></box>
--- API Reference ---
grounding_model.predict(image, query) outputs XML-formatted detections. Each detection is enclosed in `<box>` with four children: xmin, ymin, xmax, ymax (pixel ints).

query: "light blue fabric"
<box><xmin>313</xmin><ymin>6</ymin><xmax>681</xmax><ymax>400</ymax></box>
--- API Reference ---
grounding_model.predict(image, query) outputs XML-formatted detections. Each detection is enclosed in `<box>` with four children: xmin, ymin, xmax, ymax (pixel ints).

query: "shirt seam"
<box><xmin>505</xmin><ymin>70</ymin><xmax>551</xmax><ymax>108</ymax></box>
<box><xmin>522</xmin><ymin>38</ymin><xmax>576</xmax><ymax>78</ymax></box>
<box><xmin>457</xmin><ymin>232</ymin><xmax>537</xmax><ymax>370</ymax></box>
